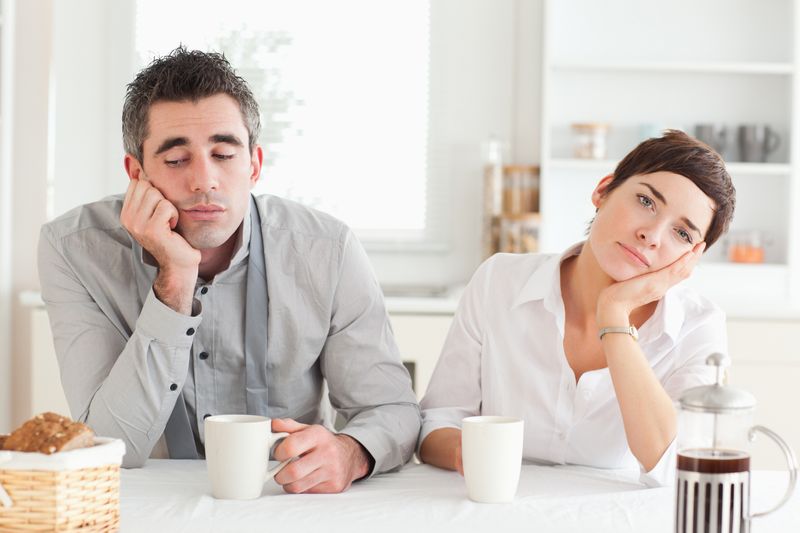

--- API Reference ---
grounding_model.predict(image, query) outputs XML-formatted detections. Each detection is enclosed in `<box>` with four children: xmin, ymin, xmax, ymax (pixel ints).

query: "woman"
<box><xmin>418</xmin><ymin>130</ymin><xmax>736</xmax><ymax>486</ymax></box>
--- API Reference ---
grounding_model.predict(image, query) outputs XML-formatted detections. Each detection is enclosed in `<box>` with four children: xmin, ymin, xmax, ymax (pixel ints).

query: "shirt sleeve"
<box><xmin>418</xmin><ymin>257</ymin><xmax>489</xmax><ymax>448</ymax></box>
<box><xmin>38</xmin><ymin>225</ymin><xmax>202</xmax><ymax>468</ymax></box>
<box><xmin>320</xmin><ymin>228</ymin><xmax>421</xmax><ymax>476</ymax></box>
<box><xmin>662</xmin><ymin>305</ymin><xmax>728</xmax><ymax>401</ymax></box>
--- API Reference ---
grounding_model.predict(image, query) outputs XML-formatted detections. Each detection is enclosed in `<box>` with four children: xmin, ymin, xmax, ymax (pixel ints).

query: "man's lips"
<box><xmin>182</xmin><ymin>204</ymin><xmax>225</xmax><ymax>220</ymax></box>
<box><xmin>618</xmin><ymin>242</ymin><xmax>650</xmax><ymax>267</ymax></box>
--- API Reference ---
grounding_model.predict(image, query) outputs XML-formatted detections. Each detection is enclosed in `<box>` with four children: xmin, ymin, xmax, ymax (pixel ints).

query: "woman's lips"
<box><xmin>618</xmin><ymin>242</ymin><xmax>650</xmax><ymax>267</ymax></box>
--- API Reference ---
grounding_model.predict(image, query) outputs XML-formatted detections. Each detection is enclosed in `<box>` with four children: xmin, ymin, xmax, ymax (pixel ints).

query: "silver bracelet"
<box><xmin>598</xmin><ymin>325</ymin><xmax>639</xmax><ymax>341</ymax></box>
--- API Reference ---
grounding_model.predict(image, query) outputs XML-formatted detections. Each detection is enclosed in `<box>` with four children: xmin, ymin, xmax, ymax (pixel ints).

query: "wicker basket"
<box><xmin>0</xmin><ymin>438</ymin><xmax>125</xmax><ymax>532</ymax></box>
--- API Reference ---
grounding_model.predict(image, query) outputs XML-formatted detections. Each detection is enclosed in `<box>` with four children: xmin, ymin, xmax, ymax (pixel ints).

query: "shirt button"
<box><xmin>169</xmin><ymin>383</ymin><xmax>178</xmax><ymax>391</ymax></box>
<box><xmin>186</xmin><ymin>328</ymin><xmax>195</xmax><ymax>336</ymax></box>
<box><xmin>200</xmin><ymin>287</ymin><xmax>209</xmax><ymax>295</ymax></box>
<box><xmin>199</xmin><ymin>351</ymin><xmax>209</xmax><ymax>360</ymax></box>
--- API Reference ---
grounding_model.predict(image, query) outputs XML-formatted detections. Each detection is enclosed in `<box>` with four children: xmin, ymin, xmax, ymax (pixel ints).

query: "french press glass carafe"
<box><xmin>676</xmin><ymin>353</ymin><xmax>797</xmax><ymax>533</ymax></box>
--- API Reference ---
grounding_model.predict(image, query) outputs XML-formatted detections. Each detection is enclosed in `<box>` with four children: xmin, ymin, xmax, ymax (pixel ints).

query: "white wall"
<box><xmin>0</xmin><ymin>0</ymin><xmax>16</xmax><ymax>433</ymax></box>
<box><xmin>8</xmin><ymin>0</ymin><xmax>54</xmax><ymax>430</ymax></box>
<box><xmin>2</xmin><ymin>0</ymin><xmax>544</xmax><ymax>429</ymax></box>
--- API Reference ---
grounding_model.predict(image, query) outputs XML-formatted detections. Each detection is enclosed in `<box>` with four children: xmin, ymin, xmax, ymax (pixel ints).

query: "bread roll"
<box><xmin>2</xmin><ymin>412</ymin><xmax>95</xmax><ymax>454</ymax></box>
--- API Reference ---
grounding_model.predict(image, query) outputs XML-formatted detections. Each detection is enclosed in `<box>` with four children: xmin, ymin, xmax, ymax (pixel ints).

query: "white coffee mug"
<box><xmin>461</xmin><ymin>416</ymin><xmax>524</xmax><ymax>503</ymax></box>
<box><xmin>204</xmin><ymin>414</ymin><xmax>290</xmax><ymax>500</ymax></box>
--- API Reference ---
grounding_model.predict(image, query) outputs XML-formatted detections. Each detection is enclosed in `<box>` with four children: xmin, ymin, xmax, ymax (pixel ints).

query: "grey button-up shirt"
<box><xmin>38</xmin><ymin>193</ymin><xmax>421</xmax><ymax>473</ymax></box>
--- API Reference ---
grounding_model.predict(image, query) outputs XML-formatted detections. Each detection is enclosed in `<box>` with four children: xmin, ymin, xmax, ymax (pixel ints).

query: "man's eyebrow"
<box><xmin>640</xmin><ymin>182</ymin><xmax>667</xmax><ymax>205</ymax></box>
<box><xmin>210</xmin><ymin>134</ymin><xmax>244</xmax><ymax>146</ymax></box>
<box><xmin>155</xmin><ymin>137</ymin><xmax>188</xmax><ymax>155</ymax></box>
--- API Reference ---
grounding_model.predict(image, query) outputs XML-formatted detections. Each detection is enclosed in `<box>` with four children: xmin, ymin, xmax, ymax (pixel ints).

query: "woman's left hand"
<box><xmin>597</xmin><ymin>241</ymin><xmax>706</xmax><ymax>326</ymax></box>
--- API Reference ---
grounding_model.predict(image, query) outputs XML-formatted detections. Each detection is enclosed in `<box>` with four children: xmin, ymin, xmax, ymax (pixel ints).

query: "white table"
<box><xmin>120</xmin><ymin>460</ymin><xmax>800</xmax><ymax>532</ymax></box>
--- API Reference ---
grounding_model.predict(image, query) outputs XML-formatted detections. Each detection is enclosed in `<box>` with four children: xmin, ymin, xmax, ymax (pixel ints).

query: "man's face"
<box><xmin>588</xmin><ymin>171</ymin><xmax>716</xmax><ymax>281</ymax></box>
<box><xmin>126</xmin><ymin>93</ymin><xmax>262</xmax><ymax>250</ymax></box>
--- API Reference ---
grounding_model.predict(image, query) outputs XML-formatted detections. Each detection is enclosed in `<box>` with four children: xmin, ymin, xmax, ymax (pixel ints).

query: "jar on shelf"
<box><xmin>498</xmin><ymin>213</ymin><xmax>540</xmax><ymax>254</ymax></box>
<box><xmin>727</xmin><ymin>230</ymin><xmax>766</xmax><ymax>264</ymax></box>
<box><xmin>502</xmin><ymin>165</ymin><xmax>540</xmax><ymax>215</ymax></box>
<box><xmin>571</xmin><ymin>123</ymin><xmax>610</xmax><ymax>159</ymax></box>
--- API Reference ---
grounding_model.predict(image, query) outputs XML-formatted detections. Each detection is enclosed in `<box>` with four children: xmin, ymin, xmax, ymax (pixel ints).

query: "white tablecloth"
<box><xmin>120</xmin><ymin>460</ymin><xmax>800</xmax><ymax>532</ymax></box>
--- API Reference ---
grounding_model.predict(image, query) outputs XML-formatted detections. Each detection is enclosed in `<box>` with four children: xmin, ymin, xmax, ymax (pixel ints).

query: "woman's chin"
<box><xmin>598</xmin><ymin>260</ymin><xmax>643</xmax><ymax>282</ymax></box>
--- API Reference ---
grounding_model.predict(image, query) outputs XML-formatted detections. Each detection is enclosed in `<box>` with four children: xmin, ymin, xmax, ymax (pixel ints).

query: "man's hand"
<box><xmin>597</xmin><ymin>241</ymin><xmax>706</xmax><ymax>327</ymax></box>
<box><xmin>121</xmin><ymin>179</ymin><xmax>201</xmax><ymax>314</ymax></box>
<box><xmin>271</xmin><ymin>418</ymin><xmax>372</xmax><ymax>494</ymax></box>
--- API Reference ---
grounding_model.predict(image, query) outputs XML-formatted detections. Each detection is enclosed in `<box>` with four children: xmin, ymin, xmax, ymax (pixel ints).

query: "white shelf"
<box><xmin>547</xmin><ymin>159</ymin><xmax>791</xmax><ymax>176</ymax></box>
<box><xmin>551</xmin><ymin>61</ymin><xmax>794</xmax><ymax>76</ymax></box>
<box><xmin>725</xmin><ymin>162</ymin><xmax>792</xmax><ymax>175</ymax></box>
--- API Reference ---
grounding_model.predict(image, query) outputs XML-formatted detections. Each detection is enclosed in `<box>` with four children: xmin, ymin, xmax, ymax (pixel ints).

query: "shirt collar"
<box><xmin>512</xmin><ymin>241</ymin><xmax>583</xmax><ymax>308</ymax></box>
<box><xmin>136</xmin><ymin>200</ymin><xmax>252</xmax><ymax>270</ymax></box>
<box><xmin>511</xmin><ymin>240</ymin><xmax>686</xmax><ymax>345</ymax></box>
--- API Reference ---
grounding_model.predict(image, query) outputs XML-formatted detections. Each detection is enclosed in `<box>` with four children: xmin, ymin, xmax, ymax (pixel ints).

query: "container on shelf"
<box><xmin>727</xmin><ymin>230</ymin><xmax>766</xmax><ymax>264</ymax></box>
<box><xmin>502</xmin><ymin>165</ymin><xmax>540</xmax><ymax>215</ymax></box>
<box><xmin>571</xmin><ymin>123</ymin><xmax>610</xmax><ymax>159</ymax></box>
<box><xmin>483</xmin><ymin>163</ymin><xmax>540</xmax><ymax>258</ymax></box>
<box><xmin>498</xmin><ymin>213</ymin><xmax>540</xmax><ymax>254</ymax></box>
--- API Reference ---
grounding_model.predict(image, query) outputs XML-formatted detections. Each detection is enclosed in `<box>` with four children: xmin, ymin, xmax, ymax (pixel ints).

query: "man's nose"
<box><xmin>189</xmin><ymin>157</ymin><xmax>219</xmax><ymax>192</ymax></box>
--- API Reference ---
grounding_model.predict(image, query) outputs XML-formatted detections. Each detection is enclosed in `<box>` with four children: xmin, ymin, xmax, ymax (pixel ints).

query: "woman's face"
<box><xmin>588</xmin><ymin>171</ymin><xmax>716</xmax><ymax>281</ymax></box>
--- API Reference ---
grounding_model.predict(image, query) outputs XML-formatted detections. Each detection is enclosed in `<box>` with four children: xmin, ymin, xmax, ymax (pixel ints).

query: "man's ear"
<box><xmin>124</xmin><ymin>154</ymin><xmax>144</xmax><ymax>181</ymax></box>
<box><xmin>249</xmin><ymin>145</ymin><xmax>264</xmax><ymax>189</ymax></box>
<box><xmin>591</xmin><ymin>174</ymin><xmax>615</xmax><ymax>208</ymax></box>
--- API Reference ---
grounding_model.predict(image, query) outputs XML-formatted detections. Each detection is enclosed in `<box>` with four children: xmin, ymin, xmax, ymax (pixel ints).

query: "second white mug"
<box><xmin>204</xmin><ymin>414</ymin><xmax>290</xmax><ymax>500</ymax></box>
<box><xmin>461</xmin><ymin>415</ymin><xmax>524</xmax><ymax>503</ymax></box>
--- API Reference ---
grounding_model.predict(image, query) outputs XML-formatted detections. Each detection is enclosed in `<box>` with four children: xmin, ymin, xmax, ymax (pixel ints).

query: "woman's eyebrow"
<box><xmin>639</xmin><ymin>181</ymin><xmax>703</xmax><ymax>238</ymax></box>
<box><xmin>639</xmin><ymin>182</ymin><xmax>667</xmax><ymax>205</ymax></box>
<box><xmin>682</xmin><ymin>216</ymin><xmax>702</xmax><ymax>237</ymax></box>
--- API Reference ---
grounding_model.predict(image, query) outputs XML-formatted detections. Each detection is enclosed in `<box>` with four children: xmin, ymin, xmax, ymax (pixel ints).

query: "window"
<box><xmin>135</xmin><ymin>0</ymin><xmax>436</xmax><ymax>246</ymax></box>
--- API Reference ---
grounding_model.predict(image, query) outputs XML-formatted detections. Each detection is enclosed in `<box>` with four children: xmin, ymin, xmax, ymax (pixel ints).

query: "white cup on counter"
<box><xmin>204</xmin><ymin>414</ymin><xmax>290</xmax><ymax>500</ymax></box>
<box><xmin>461</xmin><ymin>416</ymin><xmax>524</xmax><ymax>503</ymax></box>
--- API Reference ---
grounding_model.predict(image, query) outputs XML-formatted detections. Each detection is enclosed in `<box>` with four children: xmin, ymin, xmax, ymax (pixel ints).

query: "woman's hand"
<box><xmin>597</xmin><ymin>241</ymin><xmax>706</xmax><ymax>327</ymax></box>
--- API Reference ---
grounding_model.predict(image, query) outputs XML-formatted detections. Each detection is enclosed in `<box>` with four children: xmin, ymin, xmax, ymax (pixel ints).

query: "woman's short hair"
<box><xmin>602</xmin><ymin>130</ymin><xmax>736</xmax><ymax>249</ymax></box>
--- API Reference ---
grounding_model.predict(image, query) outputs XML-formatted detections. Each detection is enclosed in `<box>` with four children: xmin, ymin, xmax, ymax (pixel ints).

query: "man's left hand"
<box><xmin>271</xmin><ymin>418</ymin><xmax>372</xmax><ymax>494</ymax></box>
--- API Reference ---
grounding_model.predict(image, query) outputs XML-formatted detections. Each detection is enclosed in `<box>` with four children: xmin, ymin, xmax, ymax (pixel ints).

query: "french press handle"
<box><xmin>748</xmin><ymin>425</ymin><xmax>798</xmax><ymax>519</ymax></box>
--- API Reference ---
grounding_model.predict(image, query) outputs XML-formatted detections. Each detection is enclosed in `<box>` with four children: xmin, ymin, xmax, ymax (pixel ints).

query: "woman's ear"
<box><xmin>591</xmin><ymin>174</ymin><xmax>615</xmax><ymax>208</ymax></box>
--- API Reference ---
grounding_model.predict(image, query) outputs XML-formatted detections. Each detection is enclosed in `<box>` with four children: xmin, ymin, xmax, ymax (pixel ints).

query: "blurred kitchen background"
<box><xmin>1</xmin><ymin>0</ymin><xmax>799</xmax><ymax>467</ymax></box>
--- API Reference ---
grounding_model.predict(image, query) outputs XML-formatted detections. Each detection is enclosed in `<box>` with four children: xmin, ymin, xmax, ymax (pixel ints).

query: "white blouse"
<box><xmin>420</xmin><ymin>244</ymin><xmax>728</xmax><ymax>487</ymax></box>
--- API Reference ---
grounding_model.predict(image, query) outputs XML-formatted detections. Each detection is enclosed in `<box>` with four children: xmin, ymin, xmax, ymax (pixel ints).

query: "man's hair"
<box><xmin>601</xmin><ymin>130</ymin><xmax>736</xmax><ymax>249</ymax></box>
<box><xmin>122</xmin><ymin>45</ymin><xmax>261</xmax><ymax>162</ymax></box>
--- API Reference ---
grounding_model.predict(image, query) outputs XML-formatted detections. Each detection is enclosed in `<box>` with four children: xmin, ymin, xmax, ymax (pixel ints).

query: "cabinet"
<box><xmin>539</xmin><ymin>0</ymin><xmax>800</xmax><ymax>307</ymax></box>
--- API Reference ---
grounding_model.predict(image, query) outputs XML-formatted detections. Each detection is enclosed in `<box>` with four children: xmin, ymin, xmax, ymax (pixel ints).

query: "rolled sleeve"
<box><xmin>639</xmin><ymin>437</ymin><xmax>677</xmax><ymax>487</ymax></box>
<box><xmin>321</xmin><ymin>229</ymin><xmax>421</xmax><ymax>476</ymax></box>
<box><xmin>419</xmin><ymin>259</ymin><xmax>488</xmax><ymax>448</ymax></box>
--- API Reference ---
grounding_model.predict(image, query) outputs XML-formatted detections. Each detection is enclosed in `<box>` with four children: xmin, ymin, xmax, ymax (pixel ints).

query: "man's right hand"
<box><xmin>121</xmin><ymin>179</ymin><xmax>200</xmax><ymax>314</ymax></box>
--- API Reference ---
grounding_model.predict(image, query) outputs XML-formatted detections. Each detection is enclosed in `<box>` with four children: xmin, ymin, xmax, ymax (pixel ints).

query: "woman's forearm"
<box><xmin>601</xmin><ymin>331</ymin><xmax>676</xmax><ymax>471</ymax></box>
<box><xmin>419</xmin><ymin>428</ymin><xmax>462</xmax><ymax>472</ymax></box>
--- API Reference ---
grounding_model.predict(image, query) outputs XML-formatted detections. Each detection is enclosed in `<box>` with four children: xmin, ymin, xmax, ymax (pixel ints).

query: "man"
<box><xmin>37</xmin><ymin>47</ymin><xmax>420</xmax><ymax>494</ymax></box>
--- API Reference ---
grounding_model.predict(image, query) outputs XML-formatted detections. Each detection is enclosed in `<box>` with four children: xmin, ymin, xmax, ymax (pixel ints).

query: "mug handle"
<box><xmin>265</xmin><ymin>431</ymin><xmax>291</xmax><ymax>479</ymax></box>
<box><xmin>748</xmin><ymin>425</ymin><xmax>798</xmax><ymax>519</ymax></box>
<box><xmin>766</xmin><ymin>128</ymin><xmax>781</xmax><ymax>154</ymax></box>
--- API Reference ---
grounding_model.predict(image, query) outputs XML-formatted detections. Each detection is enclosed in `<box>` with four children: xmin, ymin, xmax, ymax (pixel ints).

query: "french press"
<box><xmin>676</xmin><ymin>353</ymin><xmax>797</xmax><ymax>533</ymax></box>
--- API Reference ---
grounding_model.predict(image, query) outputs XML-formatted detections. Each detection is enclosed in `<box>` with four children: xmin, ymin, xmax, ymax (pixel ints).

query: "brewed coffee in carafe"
<box><xmin>676</xmin><ymin>354</ymin><xmax>797</xmax><ymax>533</ymax></box>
